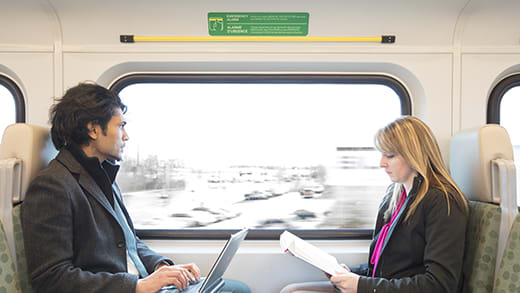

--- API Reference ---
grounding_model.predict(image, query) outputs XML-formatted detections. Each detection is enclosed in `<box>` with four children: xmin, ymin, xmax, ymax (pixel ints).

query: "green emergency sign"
<box><xmin>208</xmin><ymin>13</ymin><xmax>309</xmax><ymax>36</ymax></box>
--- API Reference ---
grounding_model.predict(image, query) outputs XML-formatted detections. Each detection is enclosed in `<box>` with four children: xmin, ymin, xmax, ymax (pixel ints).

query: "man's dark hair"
<box><xmin>50</xmin><ymin>83</ymin><xmax>127</xmax><ymax>149</ymax></box>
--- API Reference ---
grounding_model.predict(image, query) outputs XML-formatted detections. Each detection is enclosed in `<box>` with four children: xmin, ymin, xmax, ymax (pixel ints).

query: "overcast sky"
<box><xmin>0</xmin><ymin>85</ymin><xmax>16</xmax><ymax>139</ymax></box>
<box><xmin>119</xmin><ymin>83</ymin><xmax>401</xmax><ymax>169</ymax></box>
<box><xmin>500</xmin><ymin>86</ymin><xmax>520</xmax><ymax>146</ymax></box>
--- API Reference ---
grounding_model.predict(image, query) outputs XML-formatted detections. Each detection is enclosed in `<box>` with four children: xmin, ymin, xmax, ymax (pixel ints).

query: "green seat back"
<box><xmin>493</xmin><ymin>214</ymin><xmax>520</xmax><ymax>293</ymax></box>
<box><xmin>12</xmin><ymin>205</ymin><xmax>32</xmax><ymax>293</ymax></box>
<box><xmin>0</xmin><ymin>220</ymin><xmax>21</xmax><ymax>293</ymax></box>
<box><xmin>463</xmin><ymin>201</ymin><xmax>501</xmax><ymax>293</ymax></box>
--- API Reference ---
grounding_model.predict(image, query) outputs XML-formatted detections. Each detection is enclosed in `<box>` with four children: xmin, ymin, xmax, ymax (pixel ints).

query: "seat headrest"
<box><xmin>449</xmin><ymin>124</ymin><xmax>513</xmax><ymax>203</ymax></box>
<box><xmin>0</xmin><ymin>123</ymin><xmax>57</xmax><ymax>201</ymax></box>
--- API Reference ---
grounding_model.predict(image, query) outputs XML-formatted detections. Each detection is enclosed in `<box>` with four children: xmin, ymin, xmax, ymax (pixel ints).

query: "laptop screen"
<box><xmin>199</xmin><ymin>228</ymin><xmax>248</xmax><ymax>292</ymax></box>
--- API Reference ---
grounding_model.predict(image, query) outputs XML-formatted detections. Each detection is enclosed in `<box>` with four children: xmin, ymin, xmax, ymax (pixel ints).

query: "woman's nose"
<box><xmin>380</xmin><ymin>156</ymin><xmax>387</xmax><ymax>168</ymax></box>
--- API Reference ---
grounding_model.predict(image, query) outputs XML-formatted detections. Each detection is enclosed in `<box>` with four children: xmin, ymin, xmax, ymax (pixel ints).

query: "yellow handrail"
<box><xmin>120</xmin><ymin>35</ymin><xmax>395</xmax><ymax>43</ymax></box>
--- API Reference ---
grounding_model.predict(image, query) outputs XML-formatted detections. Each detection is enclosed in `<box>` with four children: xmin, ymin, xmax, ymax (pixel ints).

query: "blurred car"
<box><xmin>192</xmin><ymin>206</ymin><xmax>241</xmax><ymax>221</ymax></box>
<box><xmin>299</xmin><ymin>183</ymin><xmax>325</xmax><ymax>198</ymax></box>
<box><xmin>169</xmin><ymin>209</ymin><xmax>228</xmax><ymax>228</ymax></box>
<box><xmin>244</xmin><ymin>190</ymin><xmax>268</xmax><ymax>200</ymax></box>
<box><xmin>265</xmin><ymin>186</ymin><xmax>288</xmax><ymax>197</ymax></box>
<box><xmin>293</xmin><ymin>209</ymin><xmax>316</xmax><ymax>219</ymax></box>
<box><xmin>256</xmin><ymin>218</ymin><xmax>293</xmax><ymax>229</ymax></box>
<box><xmin>300</xmin><ymin>189</ymin><xmax>315</xmax><ymax>198</ymax></box>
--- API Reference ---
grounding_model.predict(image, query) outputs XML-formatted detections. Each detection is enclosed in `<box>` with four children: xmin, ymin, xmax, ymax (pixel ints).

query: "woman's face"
<box><xmin>380</xmin><ymin>152</ymin><xmax>417</xmax><ymax>189</ymax></box>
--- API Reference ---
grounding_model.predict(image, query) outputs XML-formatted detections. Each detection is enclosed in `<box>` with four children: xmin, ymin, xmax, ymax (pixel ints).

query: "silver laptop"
<box><xmin>158</xmin><ymin>228</ymin><xmax>248</xmax><ymax>293</ymax></box>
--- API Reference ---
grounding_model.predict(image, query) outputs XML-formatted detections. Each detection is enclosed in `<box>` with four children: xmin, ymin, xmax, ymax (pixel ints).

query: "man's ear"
<box><xmin>87</xmin><ymin>122</ymin><xmax>98</xmax><ymax>140</ymax></box>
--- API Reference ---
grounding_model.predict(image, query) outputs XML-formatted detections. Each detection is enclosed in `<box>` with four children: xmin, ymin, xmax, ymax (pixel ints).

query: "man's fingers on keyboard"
<box><xmin>183</xmin><ymin>270</ymin><xmax>196</xmax><ymax>282</ymax></box>
<box><xmin>168</xmin><ymin>270</ymin><xmax>188</xmax><ymax>290</ymax></box>
<box><xmin>183</xmin><ymin>263</ymin><xmax>201</xmax><ymax>280</ymax></box>
<box><xmin>166</xmin><ymin>278</ymin><xmax>183</xmax><ymax>291</ymax></box>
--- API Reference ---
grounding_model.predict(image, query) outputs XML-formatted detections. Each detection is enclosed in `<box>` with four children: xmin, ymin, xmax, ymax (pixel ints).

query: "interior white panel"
<box><xmin>0</xmin><ymin>53</ymin><xmax>54</xmax><ymax>126</ymax></box>
<box><xmin>461</xmin><ymin>0</ymin><xmax>520</xmax><ymax>47</ymax></box>
<box><xmin>0</xmin><ymin>0</ymin><xmax>56</xmax><ymax>49</ymax></box>
<box><xmin>460</xmin><ymin>54</ymin><xmax>520</xmax><ymax>131</ymax></box>
<box><xmin>49</xmin><ymin>0</ymin><xmax>467</xmax><ymax>47</ymax></box>
<box><xmin>145</xmin><ymin>239</ymin><xmax>370</xmax><ymax>293</ymax></box>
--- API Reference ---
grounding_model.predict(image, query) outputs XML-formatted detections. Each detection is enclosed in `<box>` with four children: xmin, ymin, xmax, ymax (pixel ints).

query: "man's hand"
<box><xmin>175</xmin><ymin>263</ymin><xmax>201</xmax><ymax>281</ymax></box>
<box><xmin>135</xmin><ymin>263</ymin><xmax>201</xmax><ymax>293</ymax></box>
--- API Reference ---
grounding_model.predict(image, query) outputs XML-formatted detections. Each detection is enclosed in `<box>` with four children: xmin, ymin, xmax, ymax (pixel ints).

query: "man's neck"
<box><xmin>81</xmin><ymin>144</ymin><xmax>105</xmax><ymax>163</ymax></box>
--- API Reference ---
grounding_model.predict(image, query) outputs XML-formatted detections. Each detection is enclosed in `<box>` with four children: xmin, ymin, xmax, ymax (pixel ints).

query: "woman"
<box><xmin>281</xmin><ymin>116</ymin><xmax>469</xmax><ymax>293</ymax></box>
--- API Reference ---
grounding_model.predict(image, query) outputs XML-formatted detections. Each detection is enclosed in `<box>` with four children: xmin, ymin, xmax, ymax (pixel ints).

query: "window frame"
<box><xmin>0</xmin><ymin>74</ymin><xmax>25</xmax><ymax>124</ymax></box>
<box><xmin>111</xmin><ymin>73</ymin><xmax>411</xmax><ymax>240</ymax></box>
<box><xmin>487</xmin><ymin>73</ymin><xmax>520</xmax><ymax>211</ymax></box>
<box><xmin>487</xmin><ymin>74</ymin><xmax>520</xmax><ymax>124</ymax></box>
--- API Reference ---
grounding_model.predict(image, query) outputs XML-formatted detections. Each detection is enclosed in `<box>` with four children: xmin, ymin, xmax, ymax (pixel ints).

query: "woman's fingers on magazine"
<box><xmin>324</xmin><ymin>272</ymin><xmax>332</xmax><ymax>279</ymax></box>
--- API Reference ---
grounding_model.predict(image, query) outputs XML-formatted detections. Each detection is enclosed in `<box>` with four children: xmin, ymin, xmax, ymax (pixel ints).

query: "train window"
<box><xmin>0</xmin><ymin>76</ymin><xmax>24</xmax><ymax>140</ymax></box>
<box><xmin>488</xmin><ymin>74</ymin><xmax>520</xmax><ymax>207</ymax></box>
<box><xmin>112</xmin><ymin>74</ymin><xmax>411</xmax><ymax>239</ymax></box>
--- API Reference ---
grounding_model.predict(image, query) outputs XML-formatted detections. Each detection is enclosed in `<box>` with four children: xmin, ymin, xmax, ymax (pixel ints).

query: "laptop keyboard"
<box><xmin>157</xmin><ymin>278</ymin><xmax>203</xmax><ymax>293</ymax></box>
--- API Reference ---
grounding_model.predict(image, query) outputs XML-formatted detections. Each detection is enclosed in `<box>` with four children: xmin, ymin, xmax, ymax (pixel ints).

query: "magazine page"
<box><xmin>280</xmin><ymin>231</ymin><xmax>348</xmax><ymax>275</ymax></box>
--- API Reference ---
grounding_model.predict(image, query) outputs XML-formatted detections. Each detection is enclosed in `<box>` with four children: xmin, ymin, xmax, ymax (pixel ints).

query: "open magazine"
<box><xmin>280</xmin><ymin>231</ymin><xmax>348</xmax><ymax>275</ymax></box>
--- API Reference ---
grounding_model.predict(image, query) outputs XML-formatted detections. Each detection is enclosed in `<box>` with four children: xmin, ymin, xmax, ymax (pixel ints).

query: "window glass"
<box><xmin>117</xmin><ymin>79</ymin><xmax>405</xmax><ymax>231</ymax></box>
<box><xmin>0</xmin><ymin>83</ymin><xmax>16</xmax><ymax>140</ymax></box>
<box><xmin>499</xmin><ymin>85</ymin><xmax>520</xmax><ymax>205</ymax></box>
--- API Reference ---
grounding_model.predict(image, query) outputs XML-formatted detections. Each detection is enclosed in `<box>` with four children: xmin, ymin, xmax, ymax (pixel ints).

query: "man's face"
<box><xmin>89</xmin><ymin>108</ymin><xmax>129</xmax><ymax>162</ymax></box>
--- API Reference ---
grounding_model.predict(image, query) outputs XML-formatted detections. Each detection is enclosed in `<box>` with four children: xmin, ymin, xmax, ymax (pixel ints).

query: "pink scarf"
<box><xmin>370</xmin><ymin>188</ymin><xmax>407</xmax><ymax>277</ymax></box>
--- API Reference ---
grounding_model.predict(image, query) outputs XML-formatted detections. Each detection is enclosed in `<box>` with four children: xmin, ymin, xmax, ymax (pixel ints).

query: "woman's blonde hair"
<box><xmin>375</xmin><ymin>116</ymin><xmax>469</xmax><ymax>222</ymax></box>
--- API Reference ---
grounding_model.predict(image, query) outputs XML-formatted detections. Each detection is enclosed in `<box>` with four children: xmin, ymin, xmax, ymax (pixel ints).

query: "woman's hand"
<box><xmin>135</xmin><ymin>263</ymin><xmax>201</xmax><ymax>293</ymax></box>
<box><xmin>341</xmin><ymin>264</ymin><xmax>351</xmax><ymax>272</ymax></box>
<box><xmin>325</xmin><ymin>264</ymin><xmax>351</xmax><ymax>279</ymax></box>
<box><xmin>330</xmin><ymin>270</ymin><xmax>360</xmax><ymax>293</ymax></box>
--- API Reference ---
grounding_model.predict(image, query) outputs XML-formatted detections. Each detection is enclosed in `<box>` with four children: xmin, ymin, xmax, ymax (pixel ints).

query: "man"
<box><xmin>21</xmin><ymin>83</ymin><xmax>250</xmax><ymax>293</ymax></box>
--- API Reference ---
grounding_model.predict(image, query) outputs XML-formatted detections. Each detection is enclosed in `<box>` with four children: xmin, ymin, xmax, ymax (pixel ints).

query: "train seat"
<box><xmin>450</xmin><ymin>124</ymin><xmax>517</xmax><ymax>293</ymax></box>
<box><xmin>0</xmin><ymin>217</ymin><xmax>20</xmax><ymax>292</ymax></box>
<box><xmin>493</xmin><ymin>213</ymin><xmax>520</xmax><ymax>293</ymax></box>
<box><xmin>0</xmin><ymin>123</ymin><xmax>57</xmax><ymax>293</ymax></box>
